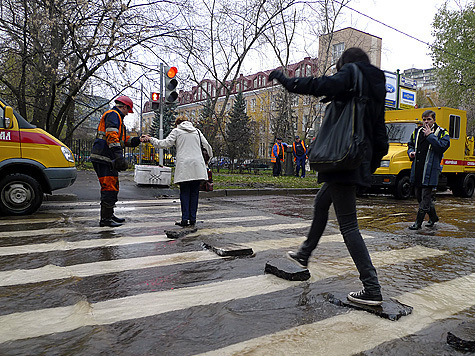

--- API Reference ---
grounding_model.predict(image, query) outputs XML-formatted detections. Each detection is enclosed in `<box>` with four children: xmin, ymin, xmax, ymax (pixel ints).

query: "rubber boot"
<box><xmin>111</xmin><ymin>207</ymin><xmax>125</xmax><ymax>224</ymax></box>
<box><xmin>100</xmin><ymin>205</ymin><xmax>122</xmax><ymax>227</ymax></box>
<box><xmin>426</xmin><ymin>206</ymin><xmax>439</xmax><ymax>227</ymax></box>
<box><xmin>409</xmin><ymin>209</ymin><xmax>426</xmax><ymax>230</ymax></box>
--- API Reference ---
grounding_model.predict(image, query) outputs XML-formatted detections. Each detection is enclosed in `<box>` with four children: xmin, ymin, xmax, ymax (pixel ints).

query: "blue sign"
<box><xmin>386</xmin><ymin>83</ymin><xmax>395</xmax><ymax>93</ymax></box>
<box><xmin>402</xmin><ymin>92</ymin><xmax>415</xmax><ymax>101</ymax></box>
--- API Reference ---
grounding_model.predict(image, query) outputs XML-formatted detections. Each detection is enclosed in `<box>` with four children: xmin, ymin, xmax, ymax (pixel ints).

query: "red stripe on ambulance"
<box><xmin>20</xmin><ymin>131</ymin><xmax>60</xmax><ymax>146</ymax></box>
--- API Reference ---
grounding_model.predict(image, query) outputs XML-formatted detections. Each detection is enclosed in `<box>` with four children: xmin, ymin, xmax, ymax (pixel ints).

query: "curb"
<box><xmin>46</xmin><ymin>188</ymin><xmax>318</xmax><ymax>201</ymax></box>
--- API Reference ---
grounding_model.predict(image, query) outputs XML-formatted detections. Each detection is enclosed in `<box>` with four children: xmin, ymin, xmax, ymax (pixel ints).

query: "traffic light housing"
<box><xmin>150</xmin><ymin>92</ymin><xmax>160</xmax><ymax>110</ymax></box>
<box><xmin>164</xmin><ymin>66</ymin><xmax>178</xmax><ymax>104</ymax></box>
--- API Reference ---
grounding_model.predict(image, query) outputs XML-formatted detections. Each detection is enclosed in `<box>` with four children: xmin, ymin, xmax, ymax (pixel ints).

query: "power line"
<box><xmin>333</xmin><ymin>0</ymin><xmax>475</xmax><ymax>66</ymax></box>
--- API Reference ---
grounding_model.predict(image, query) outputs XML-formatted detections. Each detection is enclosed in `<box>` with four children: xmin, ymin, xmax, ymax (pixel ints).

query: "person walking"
<box><xmin>407</xmin><ymin>110</ymin><xmax>450</xmax><ymax>230</ymax></box>
<box><xmin>90</xmin><ymin>96</ymin><xmax>143</xmax><ymax>227</ymax></box>
<box><xmin>269</xmin><ymin>47</ymin><xmax>389</xmax><ymax>306</ymax></box>
<box><xmin>292</xmin><ymin>136</ymin><xmax>307</xmax><ymax>178</ymax></box>
<box><xmin>271</xmin><ymin>138</ymin><xmax>288</xmax><ymax>177</ymax></box>
<box><xmin>142</xmin><ymin>117</ymin><xmax>212</xmax><ymax>227</ymax></box>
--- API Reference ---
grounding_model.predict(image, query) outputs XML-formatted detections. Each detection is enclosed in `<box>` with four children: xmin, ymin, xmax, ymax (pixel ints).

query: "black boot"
<box><xmin>426</xmin><ymin>206</ymin><xmax>439</xmax><ymax>227</ymax></box>
<box><xmin>111</xmin><ymin>214</ymin><xmax>125</xmax><ymax>223</ymax></box>
<box><xmin>409</xmin><ymin>209</ymin><xmax>426</xmax><ymax>230</ymax></box>
<box><xmin>100</xmin><ymin>205</ymin><xmax>122</xmax><ymax>227</ymax></box>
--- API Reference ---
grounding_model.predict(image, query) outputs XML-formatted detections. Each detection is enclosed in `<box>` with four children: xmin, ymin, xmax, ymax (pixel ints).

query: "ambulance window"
<box><xmin>449</xmin><ymin>115</ymin><xmax>460</xmax><ymax>139</ymax></box>
<box><xmin>0</xmin><ymin>106</ymin><xmax>4</xmax><ymax>128</ymax></box>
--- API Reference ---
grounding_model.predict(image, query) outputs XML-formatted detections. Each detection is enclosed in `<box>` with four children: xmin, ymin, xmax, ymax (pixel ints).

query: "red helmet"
<box><xmin>115</xmin><ymin>95</ymin><xmax>134</xmax><ymax>113</ymax></box>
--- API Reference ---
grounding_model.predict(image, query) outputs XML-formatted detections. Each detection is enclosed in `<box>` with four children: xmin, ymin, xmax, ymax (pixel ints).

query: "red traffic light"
<box><xmin>166</xmin><ymin>66</ymin><xmax>178</xmax><ymax>79</ymax></box>
<box><xmin>151</xmin><ymin>92</ymin><xmax>159</xmax><ymax>101</ymax></box>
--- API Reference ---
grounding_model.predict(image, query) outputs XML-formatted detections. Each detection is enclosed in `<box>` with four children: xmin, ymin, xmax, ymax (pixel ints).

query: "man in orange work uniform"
<box><xmin>271</xmin><ymin>138</ymin><xmax>288</xmax><ymax>177</ymax></box>
<box><xmin>90</xmin><ymin>96</ymin><xmax>143</xmax><ymax>227</ymax></box>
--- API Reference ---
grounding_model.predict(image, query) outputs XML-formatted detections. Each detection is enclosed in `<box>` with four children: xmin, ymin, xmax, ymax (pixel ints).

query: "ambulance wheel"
<box><xmin>0</xmin><ymin>173</ymin><xmax>43</xmax><ymax>216</ymax></box>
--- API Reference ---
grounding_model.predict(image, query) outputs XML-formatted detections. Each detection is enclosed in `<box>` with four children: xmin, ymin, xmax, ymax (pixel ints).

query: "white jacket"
<box><xmin>149</xmin><ymin>121</ymin><xmax>213</xmax><ymax>184</ymax></box>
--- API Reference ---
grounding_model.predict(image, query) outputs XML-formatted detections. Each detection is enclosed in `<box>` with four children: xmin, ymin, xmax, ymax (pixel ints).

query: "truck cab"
<box><xmin>372</xmin><ymin>107</ymin><xmax>475</xmax><ymax>199</ymax></box>
<box><xmin>0</xmin><ymin>99</ymin><xmax>77</xmax><ymax>215</ymax></box>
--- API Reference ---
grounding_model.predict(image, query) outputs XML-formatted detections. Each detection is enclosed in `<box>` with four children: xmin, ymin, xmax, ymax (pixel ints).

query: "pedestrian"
<box><xmin>271</xmin><ymin>138</ymin><xmax>288</xmax><ymax>177</ymax></box>
<box><xmin>407</xmin><ymin>110</ymin><xmax>450</xmax><ymax>230</ymax></box>
<box><xmin>269</xmin><ymin>47</ymin><xmax>389</xmax><ymax>306</ymax></box>
<box><xmin>90</xmin><ymin>95</ymin><xmax>144</xmax><ymax>227</ymax></box>
<box><xmin>142</xmin><ymin>116</ymin><xmax>212</xmax><ymax>227</ymax></box>
<box><xmin>292</xmin><ymin>136</ymin><xmax>307</xmax><ymax>178</ymax></box>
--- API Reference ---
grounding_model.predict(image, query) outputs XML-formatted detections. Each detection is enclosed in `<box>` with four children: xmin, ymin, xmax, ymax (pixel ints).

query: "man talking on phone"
<box><xmin>407</xmin><ymin>110</ymin><xmax>450</xmax><ymax>230</ymax></box>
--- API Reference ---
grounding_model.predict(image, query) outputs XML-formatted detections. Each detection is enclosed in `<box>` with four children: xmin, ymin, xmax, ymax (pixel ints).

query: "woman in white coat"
<box><xmin>145</xmin><ymin>117</ymin><xmax>213</xmax><ymax>227</ymax></box>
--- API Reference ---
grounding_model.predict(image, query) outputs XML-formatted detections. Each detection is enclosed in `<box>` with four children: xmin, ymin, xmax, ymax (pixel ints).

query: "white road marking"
<box><xmin>0</xmin><ymin>245</ymin><xmax>448</xmax><ymax>343</ymax></box>
<box><xmin>197</xmin><ymin>273</ymin><xmax>475</xmax><ymax>356</ymax></box>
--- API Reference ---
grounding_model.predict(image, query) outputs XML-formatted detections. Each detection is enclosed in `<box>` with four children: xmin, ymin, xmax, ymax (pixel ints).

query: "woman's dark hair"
<box><xmin>175</xmin><ymin>116</ymin><xmax>188</xmax><ymax>126</ymax></box>
<box><xmin>336</xmin><ymin>47</ymin><xmax>370</xmax><ymax>71</ymax></box>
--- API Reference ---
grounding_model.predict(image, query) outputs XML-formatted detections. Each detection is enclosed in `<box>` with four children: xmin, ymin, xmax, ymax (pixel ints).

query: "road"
<box><xmin>0</xmin><ymin>171</ymin><xmax>473</xmax><ymax>355</ymax></box>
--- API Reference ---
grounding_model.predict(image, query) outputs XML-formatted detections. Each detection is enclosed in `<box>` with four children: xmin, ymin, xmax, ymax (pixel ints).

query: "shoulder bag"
<box><xmin>197</xmin><ymin>129</ymin><xmax>210</xmax><ymax>165</ymax></box>
<box><xmin>308</xmin><ymin>63</ymin><xmax>367</xmax><ymax>173</ymax></box>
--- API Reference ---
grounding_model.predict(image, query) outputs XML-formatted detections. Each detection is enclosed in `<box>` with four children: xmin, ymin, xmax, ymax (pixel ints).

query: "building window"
<box><xmin>332</xmin><ymin>42</ymin><xmax>345</xmax><ymax>64</ymax></box>
<box><xmin>251</xmin><ymin>98</ymin><xmax>256</xmax><ymax>110</ymax></box>
<box><xmin>302</xmin><ymin>115</ymin><xmax>308</xmax><ymax>131</ymax></box>
<box><xmin>292</xmin><ymin>95</ymin><xmax>299</xmax><ymax>107</ymax></box>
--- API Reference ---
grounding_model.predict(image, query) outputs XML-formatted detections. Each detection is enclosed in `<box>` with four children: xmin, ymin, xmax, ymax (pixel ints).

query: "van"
<box><xmin>0</xmin><ymin>99</ymin><xmax>77</xmax><ymax>215</ymax></box>
<box><xmin>372</xmin><ymin>107</ymin><xmax>475</xmax><ymax>199</ymax></box>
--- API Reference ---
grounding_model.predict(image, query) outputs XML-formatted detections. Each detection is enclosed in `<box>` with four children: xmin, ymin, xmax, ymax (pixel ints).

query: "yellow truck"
<box><xmin>372</xmin><ymin>107</ymin><xmax>475</xmax><ymax>199</ymax></box>
<box><xmin>0</xmin><ymin>99</ymin><xmax>77</xmax><ymax>215</ymax></box>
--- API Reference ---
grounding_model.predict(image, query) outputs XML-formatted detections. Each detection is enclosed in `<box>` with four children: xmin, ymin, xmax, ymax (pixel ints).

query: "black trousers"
<box><xmin>298</xmin><ymin>182</ymin><xmax>381</xmax><ymax>294</ymax></box>
<box><xmin>273</xmin><ymin>159</ymin><xmax>282</xmax><ymax>177</ymax></box>
<box><xmin>414</xmin><ymin>186</ymin><xmax>435</xmax><ymax>212</ymax></box>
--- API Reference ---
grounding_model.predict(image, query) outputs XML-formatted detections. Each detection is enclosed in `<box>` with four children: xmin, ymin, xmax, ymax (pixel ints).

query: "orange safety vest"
<box><xmin>292</xmin><ymin>140</ymin><xmax>307</xmax><ymax>161</ymax></box>
<box><xmin>271</xmin><ymin>142</ymin><xmax>285</xmax><ymax>163</ymax></box>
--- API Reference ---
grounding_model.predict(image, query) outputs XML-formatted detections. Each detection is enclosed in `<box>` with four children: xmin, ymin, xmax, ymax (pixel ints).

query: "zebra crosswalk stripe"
<box><xmin>0</xmin><ymin>245</ymin><xmax>447</xmax><ymax>342</ymax></box>
<box><xmin>196</xmin><ymin>273</ymin><xmax>475</xmax><ymax>356</ymax></box>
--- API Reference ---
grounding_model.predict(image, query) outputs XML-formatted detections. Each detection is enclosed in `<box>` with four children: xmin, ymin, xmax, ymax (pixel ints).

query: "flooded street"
<box><xmin>0</xmin><ymin>185</ymin><xmax>473</xmax><ymax>355</ymax></box>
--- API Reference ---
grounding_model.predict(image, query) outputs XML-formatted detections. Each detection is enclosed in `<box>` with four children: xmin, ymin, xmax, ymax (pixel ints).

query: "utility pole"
<box><xmin>159</xmin><ymin>63</ymin><xmax>164</xmax><ymax>165</ymax></box>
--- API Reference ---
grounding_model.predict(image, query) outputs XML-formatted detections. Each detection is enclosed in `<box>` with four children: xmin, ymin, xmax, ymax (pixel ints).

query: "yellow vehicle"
<box><xmin>0</xmin><ymin>99</ymin><xmax>77</xmax><ymax>215</ymax></box>
<box><xmin>372</xmin><ymin>107</ymin><xmax>475</xmax><ymax>199</ymax></box>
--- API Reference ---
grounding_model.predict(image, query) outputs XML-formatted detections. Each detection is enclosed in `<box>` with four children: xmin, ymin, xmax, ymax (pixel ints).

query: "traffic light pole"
<box><xmin>159</xmin><ymin>63</ymin><xmax>164</xmax><ymax>165</ymax></box>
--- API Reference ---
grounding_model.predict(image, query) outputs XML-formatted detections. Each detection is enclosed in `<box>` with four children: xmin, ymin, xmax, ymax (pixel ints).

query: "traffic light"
<box><xmin>150</xmin><ymin>92</ymin><xmax>160</xmax><ymax>110</ymax></box>
<box><xmin>164</xmin><ymin>66</ymin><xmax>178</xmax><ymax>104</ymax></box>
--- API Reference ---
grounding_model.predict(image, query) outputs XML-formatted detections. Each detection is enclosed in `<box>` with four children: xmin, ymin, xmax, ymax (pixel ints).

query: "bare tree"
<box><xmin>171</xmin><ymin>0</ymin><xmax>298</xmax><ymax>156</ymax></box>
<box><xmin>0</xmin><ymin>0</ymin><xmax>189</xmax><ymax>140</ymax></box>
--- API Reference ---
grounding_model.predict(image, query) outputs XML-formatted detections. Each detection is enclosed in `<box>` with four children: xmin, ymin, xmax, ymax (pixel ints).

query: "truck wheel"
<box><xmin>394</xmin><ymin>175</ymin><xmax>411</xmax><ymax>199</ymax></box>
<box><xmin>0</xmin><ymin>173</ymin><xmax>43</xmax><ymax>216</ymax></box>
<box><xmin>455</xmin><ymin>174</ymin><xmax>475</xmax><ymax>198</ymax></box>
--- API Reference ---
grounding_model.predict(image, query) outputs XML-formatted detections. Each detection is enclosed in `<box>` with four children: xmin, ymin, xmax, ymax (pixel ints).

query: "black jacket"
<box><xmin>278</xmin><ymin>62</ymin><xmax>388</xmax><ymax>187</ymax></box>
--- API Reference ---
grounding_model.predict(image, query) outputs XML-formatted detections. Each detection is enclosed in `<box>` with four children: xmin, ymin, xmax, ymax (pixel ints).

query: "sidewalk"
<box><xmin>46</xmin><ymin>169</ymin><xmax>318</xmax><ymax>201</ymax></box>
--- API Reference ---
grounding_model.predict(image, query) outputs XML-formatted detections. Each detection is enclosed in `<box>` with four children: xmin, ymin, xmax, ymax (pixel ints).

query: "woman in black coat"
<box><xmin>269</xmin><ymin>47</ymin><xmax>389</xmax><ymax>306</ymax></box>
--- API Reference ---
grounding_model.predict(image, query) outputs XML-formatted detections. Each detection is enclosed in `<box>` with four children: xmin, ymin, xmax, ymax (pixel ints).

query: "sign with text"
<box><xmin>399</xmin><ymin>87</ymin><xmax>417</xmax><ymax>109</ymax></box>
<box><xmin>384</xmin><ymin>71</ymin><xmax>397</xmax><ymax>108</ymax></box>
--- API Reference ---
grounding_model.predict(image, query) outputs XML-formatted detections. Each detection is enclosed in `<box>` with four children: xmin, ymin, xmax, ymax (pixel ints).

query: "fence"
<box><xmin>70</xmin><ymin>139</ymin><xmax>175</xmax><ymax>166</ymax></box>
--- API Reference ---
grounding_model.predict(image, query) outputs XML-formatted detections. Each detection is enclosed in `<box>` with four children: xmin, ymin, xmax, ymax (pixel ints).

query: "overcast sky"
<box><xmin>348</xmin><ymin>0</ymin><xmax>451</xmax><ymax>72</ymax></box>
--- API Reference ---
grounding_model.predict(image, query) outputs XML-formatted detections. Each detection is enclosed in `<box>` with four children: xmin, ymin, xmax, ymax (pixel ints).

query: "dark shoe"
<box><xmin>408</xmin><ymin>222</ymin><xmax>422</xmax><ymax>230</ymax></box>
<box><xmin>111</xmin><ymin>214</ymin><xmax>125</xmax><ymax>223</ymax></box>
<box><xmin>100</xmin><ymin>219</ymin><xmax>123</xmax><ymax>227</ymax></box>
<box><xmin>189</xmin><ymin>220</ymin><xmax>196</xmax><ymax>226</ymax></box>
<box><xmin>175</xmin><ymin>220</ymin><xmax>190</xmax><ymax>227</ymax></box>
<box><xmin>347</xmin><ymin>289</ymin><xmax>383</xmax><ymax>306</ymax></box>
<box><xmin>287</xmin><ymin>251</ymin><xmax>308</xmax><ymax>268</ymax></box>
<box><xmin>409</xmin><ymin>209</ymin><xmax>426</xmax><ymax>230</ymax></box>
<box><xmin>426</xmin><ymin>207</ymin><xmax>439</xmax><ymax>227</ymax></box>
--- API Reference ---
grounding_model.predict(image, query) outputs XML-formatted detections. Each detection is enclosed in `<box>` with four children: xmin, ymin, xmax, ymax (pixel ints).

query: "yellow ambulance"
<box><xmin>0</xmin><ymin>99</ymin><xmax>77</xmax><ymax>215</ymax></box>
<box><xmin>372</xmin><ymin>107</ymin><xmax>475</xmax><ymax>199</ymax></box>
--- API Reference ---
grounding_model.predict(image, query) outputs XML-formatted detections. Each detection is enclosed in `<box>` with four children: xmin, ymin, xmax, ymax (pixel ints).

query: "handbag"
<box><xmin>199</xmin><ymin>168</ymin><xmax>214</xmax><ymax>192</ymax></box>
<box><xmin>308</xmin><ymin>63</ymin><xmax>367</xmax><ymax>173</ymax></box>
<box><xmin>197</xmin><ymin>129</ymin><xmax>210</xmax><ymax>165</ymax></box>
